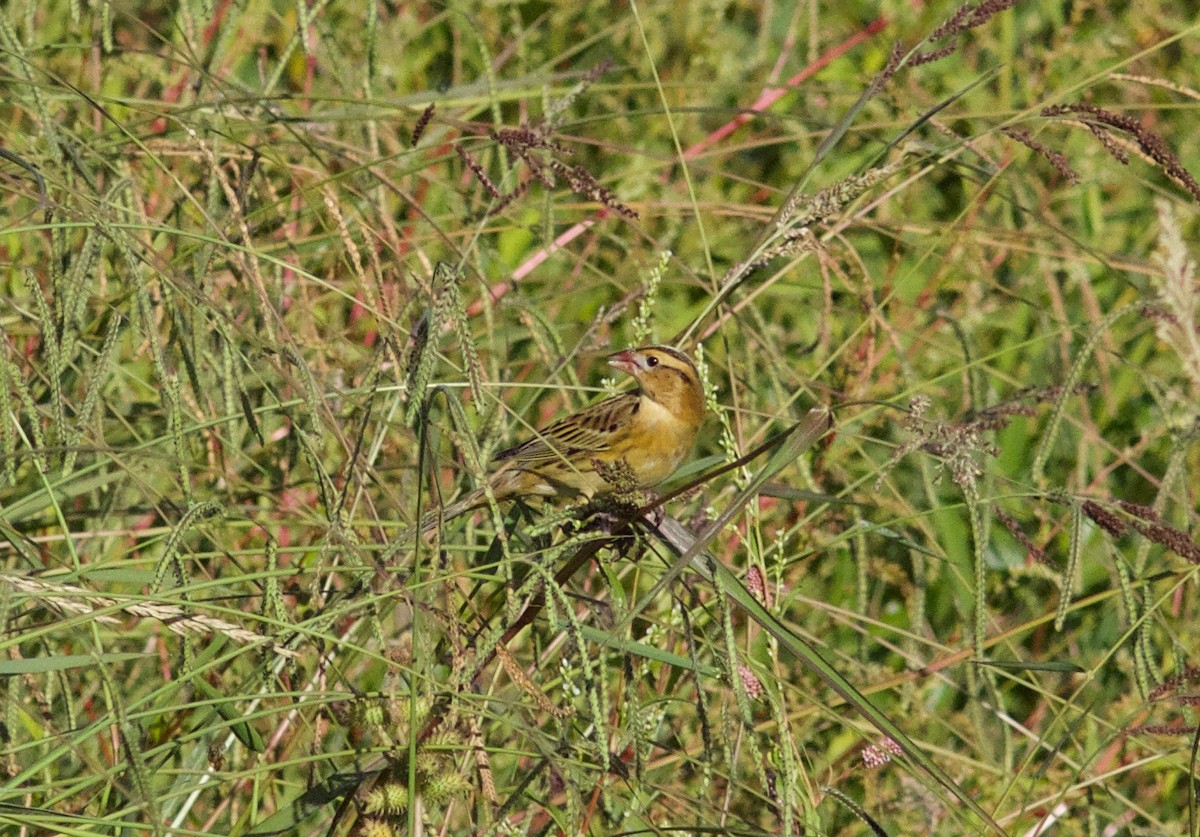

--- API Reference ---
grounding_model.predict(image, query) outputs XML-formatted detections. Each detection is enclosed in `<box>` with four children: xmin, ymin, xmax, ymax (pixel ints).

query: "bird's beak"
<box><xmin>607</xmin><ymin>350</ymin><xmax>640</xmax><ymax>376</ymax></box>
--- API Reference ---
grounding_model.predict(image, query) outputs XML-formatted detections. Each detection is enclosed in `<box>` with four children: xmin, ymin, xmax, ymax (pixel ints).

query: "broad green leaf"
<box><xmin>0</xmin><ymin>652</ymin><xmax>147</xmax><ymax>676</ymax></box>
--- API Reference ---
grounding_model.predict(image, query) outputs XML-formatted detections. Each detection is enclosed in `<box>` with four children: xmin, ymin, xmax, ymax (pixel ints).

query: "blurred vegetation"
<box><xmin>2</xmin><ymin>0</ymin><xmax>1199</xmax><ymax>833</ymax></box>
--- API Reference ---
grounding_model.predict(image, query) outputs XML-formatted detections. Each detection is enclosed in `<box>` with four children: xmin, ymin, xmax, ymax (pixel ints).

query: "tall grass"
<box><xmin>2</xmin><ymin>0</ymin><xmax>1199</xmax><ymax>833</ymax></box>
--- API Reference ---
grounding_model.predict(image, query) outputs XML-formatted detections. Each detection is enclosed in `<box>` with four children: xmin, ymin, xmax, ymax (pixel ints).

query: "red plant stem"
<box><xmin>467</xmin><ymin>16</ymin><xmax>889</xmax><ymax>317</ymax></box>
<box><xmin>679</xmin><ymin>16</ymin><xmax>889</xmax><ymax>163</ymax></box>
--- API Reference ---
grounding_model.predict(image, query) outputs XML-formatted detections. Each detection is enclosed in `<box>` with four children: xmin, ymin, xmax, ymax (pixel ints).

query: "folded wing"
<box><xmin>493</xmin><ymin>392</ymin><xmax>639</xmax><ymax>468</ymax></box>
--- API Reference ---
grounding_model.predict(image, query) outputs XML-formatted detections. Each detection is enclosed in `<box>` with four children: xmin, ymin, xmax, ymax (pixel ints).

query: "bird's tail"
<box><xmin>418</xmin><ymin>487</ymin><xmax>487</xmax><ymax>534</ymax></box>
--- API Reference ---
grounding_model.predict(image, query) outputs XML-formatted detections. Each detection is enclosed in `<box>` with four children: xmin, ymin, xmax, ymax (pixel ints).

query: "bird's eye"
<box><xmin>646</xmin><ymin>355</ymin><xmax>659</xmax><ymax>367</ymax></box>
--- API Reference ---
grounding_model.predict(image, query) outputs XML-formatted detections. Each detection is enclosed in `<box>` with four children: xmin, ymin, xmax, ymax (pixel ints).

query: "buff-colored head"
<box><xmin>608</xmin><ymin>346</ymin><xmax>706</xmax><ymax>426</ymax></box>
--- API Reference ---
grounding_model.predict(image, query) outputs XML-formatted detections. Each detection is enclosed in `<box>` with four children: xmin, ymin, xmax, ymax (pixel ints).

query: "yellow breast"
<box><xmin>620</xmin><ymin>396</ymin><xmax>700</xmax><ymax>485</ymax></box>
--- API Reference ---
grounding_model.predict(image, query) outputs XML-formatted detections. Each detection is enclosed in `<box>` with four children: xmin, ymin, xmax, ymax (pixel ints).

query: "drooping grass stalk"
<box><xmin>63</xmin><ymin>313</ymin><xmax>122</xmax><ymax>475</ymax></box>
<box><xmin>1031</xmin><ymin>303</ymin><xmax>1139</xmax><ymax>488</ymax></box>
<box><xmin>1055</xmin><ymin>500</ymin><xmax>1083</xmax><ymax>632</ymax></box>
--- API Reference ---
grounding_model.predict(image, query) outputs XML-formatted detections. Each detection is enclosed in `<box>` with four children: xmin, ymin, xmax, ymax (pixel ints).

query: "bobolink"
<box><xmin>423</xmin><ymin>346</ymin><xmax>705</xmax><ymax>531</ymax></box>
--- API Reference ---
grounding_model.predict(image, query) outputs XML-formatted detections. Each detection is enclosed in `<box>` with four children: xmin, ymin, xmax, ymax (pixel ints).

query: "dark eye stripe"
<box><xmin>654</xmin><ymin>346</ymin><xmax>692</xmax><ymax>366</ymax></box>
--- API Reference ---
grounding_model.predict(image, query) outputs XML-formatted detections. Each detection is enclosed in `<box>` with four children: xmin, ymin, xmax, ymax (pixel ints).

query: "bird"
<box><xmin>421</xmin><ymin>346</ymin><xmax>705</xmax><ymax>532</ymax></box>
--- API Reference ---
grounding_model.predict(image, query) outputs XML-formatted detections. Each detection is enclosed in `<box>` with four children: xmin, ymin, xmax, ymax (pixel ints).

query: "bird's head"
<box><xmin>608</xmin><ymin>346</ymin><xmax>706</xmax><ymax>423</ymax></box>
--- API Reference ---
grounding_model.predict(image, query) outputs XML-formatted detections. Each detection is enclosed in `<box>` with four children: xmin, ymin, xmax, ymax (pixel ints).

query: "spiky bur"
<box><xmin>358</xmin><ymin>818</ymin><xmax>396</xmax><ymax>837</ymax></box>
<box><xmin>592</xmin><ymin>457</ymin><xmax>646</xmax><ymax>508</ymax></box>
<box><xmin>343</xmin><ymin>696</ymin><xmax>471</xmax><ymax>830</ymax></box>
<box><xmin>364</xmin><ymin>783</ymin><xmax>409</xmax><ymax>816</ymax></box>
<box><xmin>425</xmin><ymin>771</ymin><xmax>472</xmax><ymax>804</ymax></box>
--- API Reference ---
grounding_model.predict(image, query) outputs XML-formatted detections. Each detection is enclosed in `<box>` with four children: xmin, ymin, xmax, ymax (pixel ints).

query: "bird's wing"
<box><xmin>493</xmin><ymin>393</ymin><xmax>640</xmax><ymax>468</ymax></box>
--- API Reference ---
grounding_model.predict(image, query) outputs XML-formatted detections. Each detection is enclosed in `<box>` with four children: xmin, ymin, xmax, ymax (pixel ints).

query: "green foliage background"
<box><xmin>2</xmin><ymin>0</ymin><xmax>1198</xmax><ymax>833</ymax></box>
